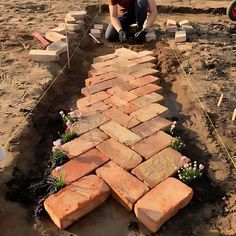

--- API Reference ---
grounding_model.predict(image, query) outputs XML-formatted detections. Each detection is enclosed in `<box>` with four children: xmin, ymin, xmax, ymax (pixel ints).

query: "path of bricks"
<box><xmin>44</xmin><ymin>48</ymin><xmax>193</xmax><ymax>232</ymax></box>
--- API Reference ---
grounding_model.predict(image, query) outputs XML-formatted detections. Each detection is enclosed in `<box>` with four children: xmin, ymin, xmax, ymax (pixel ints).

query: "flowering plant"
<box><xmin>60</xmin><ymin>131</ymin><xmax>78</xmax><ymax>144</ymax></box>
<box><xmin>47</xmin><ymin>174</ymin><xmax>65</xmax><ymax>194</ymax></box>
<box><xmin>59</xmin><ymin>110</ymin><xmax>82</xmax><ymax>125</ymax></box>
<box><xmin>171</xmin><ymin>137</ymin><xmax>186</xmax><ymax>152</ymax></box>
<box><xmin>51</xmin><ymin>148</ymin><xmax>68</xmax><ymax>167</ymax></box>
<box><xmin>178</xmin><ymin>161</ymin><xmax>204</xmax><ymax>183</ymax></box>
<box><xmin>169</xmin><ymin>121</ymin><xmax>177</xmax><ymax>136</ymax></box>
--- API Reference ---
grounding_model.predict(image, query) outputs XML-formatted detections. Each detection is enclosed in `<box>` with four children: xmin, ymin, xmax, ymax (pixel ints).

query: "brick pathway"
<box><xmin>44</xmin><ymin>48</ymin><xmax>193</xmax><ymax>232</ymax></box>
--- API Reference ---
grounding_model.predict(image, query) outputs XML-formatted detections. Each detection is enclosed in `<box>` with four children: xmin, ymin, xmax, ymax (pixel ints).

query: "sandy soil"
<box><xmin>0</xmin><ymin>1</ymin><xmax>235</xmax><ymax>236</ymax></box>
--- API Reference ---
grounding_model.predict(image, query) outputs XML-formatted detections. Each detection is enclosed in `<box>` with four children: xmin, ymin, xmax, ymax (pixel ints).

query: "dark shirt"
<box><xmin>108</xmin><ymin>0</ymin><xmax>134</xmax><ymax>14</ymax></box>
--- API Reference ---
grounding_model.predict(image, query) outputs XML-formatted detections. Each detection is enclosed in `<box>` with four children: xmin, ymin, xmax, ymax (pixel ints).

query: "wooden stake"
<box><xmin>232</xmin><ymin>108</ymin><xmax>236</xmax><ymax>121</ymax></box>
<box><xmin>65</xmin><ymin>20</ymin><xmax>70</xmax><ymax>69</ymax></box>
<box><xmin>217</xmin><ymin>93</ymin><xmax>224</xmax><ymax>107</ymax></box>
<box><xmin>98</xmin><ymin>0</ymin><xmax>102</xmax><ymax>13</ymax></box>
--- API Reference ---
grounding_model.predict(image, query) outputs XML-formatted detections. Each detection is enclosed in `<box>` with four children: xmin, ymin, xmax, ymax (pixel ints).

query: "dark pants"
<box><xmin>105</xmin><ymin>0</ymin><xmax>148</xmax><ymax>41</ymax></box>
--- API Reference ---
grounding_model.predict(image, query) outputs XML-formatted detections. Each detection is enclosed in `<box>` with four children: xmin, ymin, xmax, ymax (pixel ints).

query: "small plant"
<box><xmin>59</xmin><ymin>110</ymin><xmax>82</xmax><ymax>125</ymax></box>
<box><xmin>178</xmin><ymin>161</ymin><xmax>204</xmax><ymax>183</ymax></box>
<box><xmin>47</xmin><ymin>174</ymin><xmax>65</xmax><ymax>194</ymax></box>
<box><xmin>51</xmin><ymin>148</ymin><xmax>68</xmax><ymax>167</ymax></box>
<box><xmin>60</xmin><ymin>131</ymin><xmax>78</xmax><ymax>144</ymax></box>
<box><xmin>169</xmin><ymin>121</ymin><xmax>177</xmax><ymax>136</ymax></box>
<box><xmin>171</xmin><ymin>137</ymin><xmax>186</xmax><ymax>152</ymax></box>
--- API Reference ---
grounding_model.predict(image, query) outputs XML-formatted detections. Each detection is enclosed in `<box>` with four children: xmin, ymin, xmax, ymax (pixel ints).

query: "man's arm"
<box><xmin>109</xmin><ymin>4</ymin><xmax>122</xmax><ymax>32</ymax></box>
<box><xmin>143</xmin><ymin>0</ymin><xmax>157</xmax><ymax>30</ymax></box>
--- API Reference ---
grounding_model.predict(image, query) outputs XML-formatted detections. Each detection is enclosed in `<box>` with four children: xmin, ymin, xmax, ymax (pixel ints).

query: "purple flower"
<box><xmin>184</xmin><ymin>163</ymin><xmax>189</xmax><ymax>168</ymax></box>
<box><xmin>77</xmin><ymin>112</ymin><xmax>83</xmax><ymax>119</ymax></box>
<box><xmin>181</xmin><ymin>156</ymin><xmax>187</xmax><ymax>161</ymax></box>
<box><xmin>53</xmin><ymin>139</ymin><xmax>62</xmax><ymax>147</ymax></box>
<box><xmin>59</xmin><ymin>111</ymin><xmax>64</xmax><ymax>116</ymax></box>
<box><xmin>199</xmin><ymin>164</ymin><xmax>204</xmax><ymax>170</ymax></box>
<box><xmin>55</xmin><ymin>166</ymin><xmax>62</xmax><ymax>172</ymax></box>
<box><xmin>66</xmin><ymin>120</ymin><xmax>72</xmax><ymax>126</ymax></box>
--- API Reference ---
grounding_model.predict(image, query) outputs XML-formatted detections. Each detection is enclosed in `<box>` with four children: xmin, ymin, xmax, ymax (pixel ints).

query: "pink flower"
<box><xmin>199</xmin><ymin>164</ymin><xmax>204</xmax><ymax>170</ymax></box>
<box><xmin>59</xmin><ymin>111</ymin><xmax>64</xmax><ymax>116</ymax></box>
<box><xmin>66</xmin><ymin>120</ymin><xmax>72</xmax><ymax>126</ymax></box>
<box><xmin>55</xmin><ymin>166</ymin><xmax>62</xmax><ymax>172</ymax></box>
<box><xmin>77</xmin><ymin>112</ymin><xmax>83</xmax><ymax>119</ymax></box>
<box><xmin>184</xmin><ymin>163</ymin><xmax>189</xmax><ymax>168</ymax></box>
<box><xmin>53</xmin><ymin>139</ymin><xmax>62</xmax><ymax>147</ymax></box>
<box><xmin>181</xmin><ymin>156</ymin><xmax>187</xmax><ymax>161</ymax></box>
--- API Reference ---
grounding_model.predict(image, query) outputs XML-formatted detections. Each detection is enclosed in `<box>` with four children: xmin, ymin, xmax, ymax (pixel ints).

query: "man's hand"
<box><xmin>134</xmin><ymin>29</ymin><xmax>147</xmax><ymax>43</ymax></box>
<box><xmin>119</xmin><ymin>29</ymin><xmax>127</xmax><ymax>43</ymax></box>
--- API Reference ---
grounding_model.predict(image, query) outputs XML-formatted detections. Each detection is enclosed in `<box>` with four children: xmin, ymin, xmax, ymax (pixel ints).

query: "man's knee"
<box><xmin>105</xmin><ymin>24</ymin><xmax>119</xmax><ymax>41</ymax></box>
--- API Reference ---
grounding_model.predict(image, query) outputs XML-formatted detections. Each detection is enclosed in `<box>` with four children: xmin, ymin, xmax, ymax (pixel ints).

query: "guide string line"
<box><xmin>3</xmin><ymin>8</ymin><xmax>101</xmax><ymax>149</ymax></box>
<box><xmin>166</xmin><ymin>36</ymin><xmax>236</xmax><ymax>169</ymax></box>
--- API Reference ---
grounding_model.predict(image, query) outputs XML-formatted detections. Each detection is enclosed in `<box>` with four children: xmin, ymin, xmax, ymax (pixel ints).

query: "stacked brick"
<box><xmin>44</xmin><ymin>47</ymin><xmax>193</xmax><ymax>232</ymax></box>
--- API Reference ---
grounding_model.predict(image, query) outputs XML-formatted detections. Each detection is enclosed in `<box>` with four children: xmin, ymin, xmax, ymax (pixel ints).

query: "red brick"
<box><xmin>44</xmin><ymin>175</ymin><xmax>110</xmax><ymax>229</ymax></box>
<box><xmin>85</xmin><ymin>73</ymin><xmax>117</xmax><ymax>86</ymax></box>
<box><xmin>131</xmin><ymin>84</ymin><xmax>162</xmax><ymax>97</ymax></box>
<box><xmin>96</xmin><ymin>161</ymin><xmax>149</xmax><ymax>210</ymax></box>
<box><xmin>81</xmin><ymin>79</ymin><xmax>116</xmax><ymax>96</ymax></box>
<box><xmin>131</xmin><ymin>116</ymin><xmax>172</xmax><ymax>138</ymax></box>
<box><xmin>97</xmin><ymin>138</ymin><xmax>142</xmax><ymax>170</ymax></box>
<box><xmin>114</xmin><ymin>78</ymin><xmax>137</xmax><ymax>91</ymax></box>
<box><xmin>132</xmin><ymin>147</ymin><xmax>190</xmax><ymax>188</ymax></box>
<box><xmin>134</xmin><ymin>177</ymin><xmax>193</xmax><ymax>232</ymax></box>
<box><xmin>103</xmin><ymin>107</ymin><xmax>140</xmax><ymax>129</ymax></box>
<box><xmin>133</xmin><ymin>56</ymin><xmax>157</xmax><ymax>64</ymax></box>
<box><xmin>137</xmin><ymin>51</ymin><xmax>154</xmax><ymax>57</ymax></box>
<box><xmin>61</xmin><ymin>128</ymin><xmax>108</xmax><ymax>158</ymax></box>
<box><xmin>76</xmin><ymin>91</ymin><xmax>110</xmax><ymax>108</ymax></box>
<box><xmin>131</xmin><ymin>92</ymin><xmax>164</xmax><ymax>108</ymax></box>
<box><xmin>132</xmin><ymin>131</ymin><xmax>174</xmax><ymax>159</ymax></box>
<box><xmin>115</xmin><ymin>47</ymin><xmax>138</xmax><ymax>59</ymax></box>
<box><xmin>100</xmin><ymin>120</ymin><xmax>142</xmax><ymax>146</ymax></box>
<box><xmin>93</xmin><ymin>53</ymin><xmax>118</xmax><ymax>63</ymax></box>
<box><xmin>130</xmin><ymin>75</ymin><xmax>160</xmax><ymax>87</ymax></box>
<box><xmin>130</xmin><ymin>103</ymin><xmax>169</xmax><ymax>122</ymax></box>
<box><xmin>72</xmin><ymin>113</ymin><xmax>109</xmax><ymax>135</ymax></box>
<box><xmin>107</xmin><ymin>86</ymin><xmax>137</xmax><ymax>102</ymax></box>
<box><xmin>78</xmin><ymin>101</ymin><xmax>110</xmax><ymax>114</ymax></box>
<box><xmin>52</xmin><ymin>149</ymin><xmax>110</xmax><ymax>185</ymax></box>
<box><xmin>130</xmin><ymin>68</ymin><xmax>158</xmax><ymax>78</ymax></box>
<box><xmin>104</xmin><ymin>96</ymin><xmax>138</xmax><ymax>114</ymax></box>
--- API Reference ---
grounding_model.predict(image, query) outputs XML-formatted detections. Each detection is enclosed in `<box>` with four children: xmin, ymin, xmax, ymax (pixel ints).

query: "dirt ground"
<box><xmin>0</xmin><ymin>0</ymin><xmax>235</xmax><ymax>236</ymax></box>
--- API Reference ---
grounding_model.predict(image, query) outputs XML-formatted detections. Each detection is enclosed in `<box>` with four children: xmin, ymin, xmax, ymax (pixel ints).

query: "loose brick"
<box><xmin>179</xmin><ymin>20</ymin><xmax>190</xmax><ymax>27</ymax></box>
<box><xmin>90</xmin><ymin>28</ymin><xmax>102</xmax><ymax>38</ymax></box>
<box><xmin>131</xmin><ymin>92</ymin><xmax>164</xmax><ymax>108</ymax></box>
<box><xmin>50</xmin><ymin>26</ymin><xmax>65</xmax><ymax>35</ymax></box>
<box><xmin>104</xmin><ymin>96</ymin><xmax>138</xmax><ymax>114</ymax></box>
<box><xmin>132</xmin><ymin>147</ymin><xmax>190</xmax><ymax>188</ymax></box>
<box><xmin>107</xmin><ymin>86</ymin><xmax>137</xmax><ymax>101</ymax></box>
<box><xmin>132</xmin><ymin>131</ymin><xmax>174</xmax><ymax>159</ymax></box>
<box><xmin>46</xmin><ymin>41</ymin><xmax>67</xmax><ymax>55</ymax></box>
<box><xmin>96</xmin><ymin>161</ymin><xmax>149</xmax><ymax>210</ymax></box>
<box><xmin>44</xmin><ymin>175</ymin><xmax>110</xmax><ymax>229</ymax></box>
<box><xmin>72</xmin><ymin>113</ymin><xmax>109</xmax><ymax>135</ymax></box>
<box><xmin>167</xmin><ymin>25</ymin><xmax>179</xmax><ymax>33</ymax></box>
<box><xmin>167</xmin><ymin>19</ymin><xmax>177</xmax><ymax>26</ymax></box>
<box><xmin>175</xmin><ymin>30</ymin><xmax>187</xmax><ymax>43</ymax></box>
<box><xmin>78</xmin><ymin>101</ymin><xmax>110</xmax><ymax>114</ymax></box>
<box><xmin>131</xmin><ymin>116</ymin><xmax>172</xmax><ymax>138</ymax></box>
<box><xmin>52</xmin><ymin>149</ymin><xmax>110</xmax><ymax>185</ymax></box>
<box><xmin>69</xmin><ymin>10</ymin><xmax>87</xmax><ymax>20</ymax></box>
<box><xmin>85</xmin><ymin>72</ymin><xmax>117</xmax><ymax>86</ymax></box>
<box><xmin>130</xmin><ymin>75</ymin><xmax>159</xmax><ymax>87</ymax></box>
<box><xmin>61</xmin><ymin>128</ymin><xmax>108</xmax><ymax>158</ymax></box>
<box><xmin>131</xmin><ymin>84</ymin><xmax>162</xmax><ymax>97</ymax></box>
<box><xmin>97</xmin><ymin>138</ymin><xmax>142</xmax><ymax>170</ymax></box>
<box><xmin>77</xmin><ymin>91</ymin><xmax>110</xmax><ymax>107</ymax></box>
<box><xmin>66</xmin><ymin>23</ymin><xmax>80</xmax><ymax>31</ymax></box>
<box><xmin>131</xmin><ymin>68</ymin><xmax>158</xmax><ymax>78</ymax></box>
<box><xmin>131</xmin><ymin>103</ymin><xmax>168</xmax><ymax>122</ymax></box>
<box><xmin>103</xmin><ymin>107</ymin><xmax>140</xmax><ymax>128</ymax></box>
<box><xmin>137</xmin><ymin>51</ymin><xmax>154</xmax><ymax>57</ymax></box>
<box><xmin>181</xmin><ymin>25</ymin><xmax>194</xmax><ymax>33</ymax></box>
<box><xmin>100</xmin><ymin>120</ymin><xmax>142</xmax><ymax>146</ymax></box>
<box><xmin>65</xmin><ymin>14</ymin><xmax>76</xmax><ymax>24</ymax></box>
<box><xmin>94</xmin><ymin>24</ymin><xmax>104</xmax><ymax>30</ymax></box>
<box><xmin>29</xmin><ymin>50</ymin><xmax>58</xmax><ymax>62</ymax></box>
<box><xmin>81</xmin><ymin>79</ymin><xmax>116</xmax><ymax>96</ymax></box>
<box><xmin>134</xmin><ymin>177</ymin><xmax>193</xmax><ymax>232</ymax></box>
<box><xmin>45</xmin><ymin>31</ymin><xmax>66</xmax><ymax>42</ymax></box>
